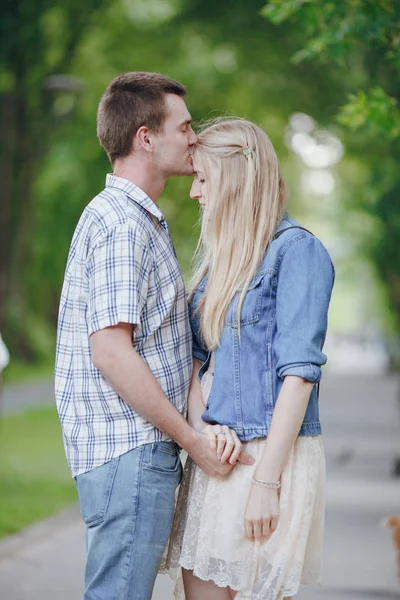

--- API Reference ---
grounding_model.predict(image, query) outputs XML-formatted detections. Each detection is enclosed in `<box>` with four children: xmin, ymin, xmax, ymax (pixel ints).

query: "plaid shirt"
<box><xmin>55</xmin><ymin>175</ymin><xmax>192</xmax><ymax>477</ymax></box>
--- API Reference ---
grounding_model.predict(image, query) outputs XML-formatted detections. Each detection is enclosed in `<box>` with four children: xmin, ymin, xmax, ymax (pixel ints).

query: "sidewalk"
<box><xmin>0</xmin><ymin>373</ymin><xmax>399</xmax><ymax>599</ymax></box>
<box><xmin>1</xmin><ymin>378</ymin><xmax>54</xmax><ymax>414</ymax></box>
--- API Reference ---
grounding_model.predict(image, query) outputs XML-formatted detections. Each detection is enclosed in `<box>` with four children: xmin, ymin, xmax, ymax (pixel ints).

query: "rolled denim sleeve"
<box><xmin>275</xmin><ymin>236</ymin><xmax>335</xmax><ymax>383</ymax></box>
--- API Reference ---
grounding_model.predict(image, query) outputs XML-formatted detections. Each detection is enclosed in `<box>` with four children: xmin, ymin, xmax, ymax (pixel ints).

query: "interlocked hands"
<box><xmin>201</xmin><ymin>424</ymin><xmax>244</xmax><ymax>465</ymax></box>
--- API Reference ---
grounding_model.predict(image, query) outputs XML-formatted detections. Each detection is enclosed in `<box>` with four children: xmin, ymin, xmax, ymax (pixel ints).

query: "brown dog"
<box><xmin>385</xmin><ymin>516</ymin><xmax>400</xmax><ymax>576</ymax></box>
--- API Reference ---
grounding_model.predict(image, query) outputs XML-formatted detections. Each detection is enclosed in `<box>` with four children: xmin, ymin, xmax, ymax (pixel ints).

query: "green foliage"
<box><xmin>5</xmin><ymin>0</ymin><xmax>328</xmax><ymax>365</ymax></box>
<box><xmin>262</xmin><ymin>0</ymin><xmax>400</xmax><ymax>331</ymax></box>
<box><xmin>262</xmin><ymin>0</ymin><xmax>400</xmax><ymax>136</ymax></box>
<box><xmin>260</xmin><ymin>1</ymin><xmax>310</xmax><ymax>25</ymax></box>
<box><xmin>0</xmin><ymin>0</ymin><xmax>113</xmax><ymax>358</ymax></box>
<box><xmin>337</xmin><ymin>87</ymin><xmax>400</xmax><ymax>139</ymax></box>
<box><xmin>3</xmin><ymin>0</ymin><xmax>400</xmax><ymax>366</ymax></box>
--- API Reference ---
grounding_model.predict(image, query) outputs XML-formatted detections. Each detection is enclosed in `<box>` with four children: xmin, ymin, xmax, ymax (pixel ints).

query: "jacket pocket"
<box><xmin>227</xmin><ymin>271</ymin><xmax>268</xmax><ymax>327</ymax></box>
<box><xmin>75</xmin><ymin>457</ymin><xmax>119</xmax><ymax>527</ymax></box>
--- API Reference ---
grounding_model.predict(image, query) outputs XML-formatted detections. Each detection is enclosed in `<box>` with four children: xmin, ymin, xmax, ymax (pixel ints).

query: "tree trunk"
<box><xmin>0</xmin><ymin>91</ymin><xmax>17</xmax><ymax>329</ymax></box>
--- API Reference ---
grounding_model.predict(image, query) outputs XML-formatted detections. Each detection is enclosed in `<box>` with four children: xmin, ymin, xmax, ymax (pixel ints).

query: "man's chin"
<box><xmin>171</xmin><ymin>165</ymin><xmax>194</xmax><ymax>177</ymax></box>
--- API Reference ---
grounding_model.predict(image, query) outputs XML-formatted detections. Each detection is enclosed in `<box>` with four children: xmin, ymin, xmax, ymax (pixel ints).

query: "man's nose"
<box><xmin>189</xmin><ymin>127</ymin><xmax>198</xmax><ymax>145</ymax></box>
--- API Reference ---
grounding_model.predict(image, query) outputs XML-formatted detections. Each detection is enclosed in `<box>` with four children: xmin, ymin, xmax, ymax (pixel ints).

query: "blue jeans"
<box><xmin>75</xmin><ymin>441</ymin><xmax>182</xmax><ymax>600</ymax></box>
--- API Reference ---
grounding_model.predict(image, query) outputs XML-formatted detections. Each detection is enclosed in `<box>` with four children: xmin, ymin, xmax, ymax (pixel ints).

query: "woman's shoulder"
<box><xmin>262</xmin><ymin>214</ymin><xmax>334</xmax><ymax>283</ymax></box>
<box><xmin>274</xmin><ymin>213</ymin><xmax>314</xmax><ymax>241</ymax></box>
<box><xmin>275</xmin><ymin>214</ymin><xmax>332</xmax><ymax>258</ymax></box>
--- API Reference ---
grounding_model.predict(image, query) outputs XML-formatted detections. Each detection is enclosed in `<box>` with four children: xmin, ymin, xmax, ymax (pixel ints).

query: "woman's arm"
<box><xmin>187</xmin><ymin>358</ymin><xmax>207</xmax><ymax>431</ymax></box>
<box><xmin>244</xmin><ymin>376</ymin><xmax>313</xmax><ymax>541</ymax></box>
<box><xmin>188</xmin><ymin>358</ymin><xmax>253</xmax><ymax>466</ymax></box>
<box><xmin>245</xmin><ymin>235</ymin><xmax>334</xmax><ymax>541</ymax></box>
<box><xmin>255</xmin><ymin>376</ymin><xmax>313</xmax><ymax>481</ymax></box>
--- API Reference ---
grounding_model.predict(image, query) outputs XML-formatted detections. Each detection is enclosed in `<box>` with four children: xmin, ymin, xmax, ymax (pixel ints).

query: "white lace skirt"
<box><xmin>161</xmin><ymin>369</ymin><xmax>326</xmax><ymax>599</ymax></box>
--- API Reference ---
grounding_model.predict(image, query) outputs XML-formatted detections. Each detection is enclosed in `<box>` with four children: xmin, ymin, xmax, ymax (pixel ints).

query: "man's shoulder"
<box><xmin>80</xmin><ymin>187</ymin><xmax>153</xmax><ymax>243</ymax></box>
<box><xmin>88</xmin><ymin>186</ymin><xmax>138</xmax><ymax>226</ymax></box>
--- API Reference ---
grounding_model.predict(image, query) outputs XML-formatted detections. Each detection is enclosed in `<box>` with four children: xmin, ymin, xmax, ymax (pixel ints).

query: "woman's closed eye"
<box><xmin>193</xmin><ymin>171</ymin><xmax>205</xmax><ymax>184</ymax></box>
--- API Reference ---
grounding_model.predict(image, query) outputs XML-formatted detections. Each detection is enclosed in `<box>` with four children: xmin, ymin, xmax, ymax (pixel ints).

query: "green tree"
<box><xmin>0</xmin><ymin>0</ymin><xmax>110</xmax><ymax>356</ymax></box>
<box><xmin>262</xmin><ymin>0</ymin><xmax>400</xmax><ymax>332</ymax></box>
<box><xmin>0</xmin><ymin>0</ymin><xmax>349</xmax><ymax>364</ymax></box>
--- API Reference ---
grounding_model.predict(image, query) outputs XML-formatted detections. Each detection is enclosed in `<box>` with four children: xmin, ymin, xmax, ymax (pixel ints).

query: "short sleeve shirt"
<box><xmin>55</xmin><ymin>175</ymin><xmax>193</xmax><ymax>477</ymax></box>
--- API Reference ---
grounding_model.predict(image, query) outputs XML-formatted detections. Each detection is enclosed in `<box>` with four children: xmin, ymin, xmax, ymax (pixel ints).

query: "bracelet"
<box><xmin>251</xmin><ymin>476</ymin><xmax>281</xmax><ymax>489</ymax></box>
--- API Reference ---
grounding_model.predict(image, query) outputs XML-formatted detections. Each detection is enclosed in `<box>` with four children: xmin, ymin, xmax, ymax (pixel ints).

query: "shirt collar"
<box><xmin>105</xmin><ymin>174</ymin><xmax>165</xmax><ymax>222</ymax></box>
<box><xmin>272</xmin><ymin>211</ymin><xmax>288</xmax><ymax>234</ymax></box>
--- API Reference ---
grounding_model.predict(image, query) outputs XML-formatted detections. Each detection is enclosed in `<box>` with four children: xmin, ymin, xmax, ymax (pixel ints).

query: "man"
<box><xmin>55</xmin><ymin>72</ymin><xmax>253</xmax><ymax>600</ymax></box>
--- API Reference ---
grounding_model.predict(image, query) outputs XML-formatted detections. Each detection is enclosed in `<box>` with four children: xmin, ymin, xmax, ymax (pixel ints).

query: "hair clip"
<box><xmin>242</xmin><ymin>147</ymin><xmax>253</xmax><ymax>158</ymax></box>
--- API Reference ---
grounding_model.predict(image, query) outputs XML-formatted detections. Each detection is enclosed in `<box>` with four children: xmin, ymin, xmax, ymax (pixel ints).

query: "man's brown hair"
<box><xmin>97</xmin><ymin>71</ymin><xmax>187</xmax><ymax>164</ymax></box>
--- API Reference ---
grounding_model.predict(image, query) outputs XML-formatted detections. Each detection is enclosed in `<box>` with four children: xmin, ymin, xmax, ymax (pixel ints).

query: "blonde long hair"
<box><xmin>188</xmin><ymin>117</ymin><xmax>288</xmax><ymax>350</ymax></box>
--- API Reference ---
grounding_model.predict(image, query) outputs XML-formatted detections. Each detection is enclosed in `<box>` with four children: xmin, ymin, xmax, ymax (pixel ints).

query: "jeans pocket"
<box><xmin>144</xmin><ymin>441</ymin><xmax>181</xmax><ymax>474</ymax></box>
<box><xmin>75</xmin><ymin>458</ymin><xmax>119</xmax><ymax>527</ymax></box>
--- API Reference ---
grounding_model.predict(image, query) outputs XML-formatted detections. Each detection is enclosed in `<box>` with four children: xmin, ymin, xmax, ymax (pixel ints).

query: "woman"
<box><xmin>163</xmin><ymin>117</ymin><xmax>335</xmax><ymax>600</ymax></box>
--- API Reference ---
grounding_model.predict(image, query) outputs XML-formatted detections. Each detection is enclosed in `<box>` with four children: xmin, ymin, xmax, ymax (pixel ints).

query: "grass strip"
<box><xmin>0</xmin><ymin>405</ymin><xmax>77</xmax><ymax>538</ymax></box>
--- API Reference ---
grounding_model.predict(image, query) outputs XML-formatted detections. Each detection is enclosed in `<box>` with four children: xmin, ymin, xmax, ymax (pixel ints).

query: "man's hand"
<box><xmin>188</xmin><ymin>431</ymin><xmax>232</xmax><ymax>477</ymax></box>
<box><xmin>188</xmin><ymin>430</ymin><xmax>255</xmax><ymax>477</ymax></box>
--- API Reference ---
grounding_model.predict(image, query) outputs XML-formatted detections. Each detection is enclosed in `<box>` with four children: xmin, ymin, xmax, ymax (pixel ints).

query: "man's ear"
<box><xmin>136</xmin><ymin>126</ymin><xmax>153</xmax><ymax>153</ymax></box>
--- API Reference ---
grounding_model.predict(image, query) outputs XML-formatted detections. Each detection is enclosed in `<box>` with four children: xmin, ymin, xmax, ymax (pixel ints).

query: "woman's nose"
<box><xmin>190</xmin><ymin>182</ymin><xmax>201</xmax><ymax>199</ymax></box>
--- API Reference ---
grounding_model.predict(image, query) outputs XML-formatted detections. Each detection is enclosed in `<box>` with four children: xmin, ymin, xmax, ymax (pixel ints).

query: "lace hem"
<box><xmin>161</xmin><ymin>436</ymin><xmax>325</xmax><ymax>600</ymax></box>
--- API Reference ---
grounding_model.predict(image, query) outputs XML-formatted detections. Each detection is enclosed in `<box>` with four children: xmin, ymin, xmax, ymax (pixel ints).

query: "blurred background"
<box><xmin>0</xmin><ymin>1</ymin><xmax>400</xmax><ymax>599</ymax></box>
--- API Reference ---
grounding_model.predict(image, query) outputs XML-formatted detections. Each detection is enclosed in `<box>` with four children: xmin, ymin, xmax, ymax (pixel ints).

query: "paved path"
<box><xmin>1</xmin><ymin>378</ymin><xmax>54</xmax><ymax>415</ymax></box>
<box><xmin>0</xmin><ymin>373</ymin><xmax>400</xmax><ymax>599</ymax></box>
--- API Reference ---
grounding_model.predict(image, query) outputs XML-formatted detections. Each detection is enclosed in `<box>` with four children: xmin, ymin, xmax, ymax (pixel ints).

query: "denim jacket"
<box><xmin>189</xmin><ymin>214</ymin><xmax>335</xmax><ymax>439</ymax></box>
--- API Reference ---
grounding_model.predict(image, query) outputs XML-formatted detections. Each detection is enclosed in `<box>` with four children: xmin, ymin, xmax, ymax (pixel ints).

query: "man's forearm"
<box><xmin>91</xmin><ymin>328</ymin><xmax>196</xmax><ymax>450</ymax></box>
<box><xmin>90</xmin><ymin>324</ymin><xmax>245</xmax><ymax>477</ymax></box>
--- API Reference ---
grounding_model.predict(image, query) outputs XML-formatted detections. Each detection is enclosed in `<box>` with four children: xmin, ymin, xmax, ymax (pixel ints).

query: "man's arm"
<box><xmin>90</xmin><ymin>323</ymin><xmax>237</xmax><ymax>476</ymax></box>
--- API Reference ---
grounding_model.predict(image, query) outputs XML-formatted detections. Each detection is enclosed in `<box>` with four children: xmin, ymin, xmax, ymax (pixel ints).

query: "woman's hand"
<box><xmin>201</xmin><ymin>424</ymin><xmax>242</xmax><ymax>465</ymax></box>
<box><xmin>244</xmin><ymin>484</ymin><xmax>280</xmax><ymax>541</ymax></box>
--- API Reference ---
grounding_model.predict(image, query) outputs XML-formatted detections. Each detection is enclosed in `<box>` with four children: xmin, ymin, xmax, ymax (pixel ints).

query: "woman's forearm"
<box><xmin>187</xmin><ymin>358</ymin><xmax>207</xmax><ymax>431</ymax></box>
<box><xmin>255</xmin><ymin>376</ymin><xmax>314</xmax><ymax>481</ymax></box>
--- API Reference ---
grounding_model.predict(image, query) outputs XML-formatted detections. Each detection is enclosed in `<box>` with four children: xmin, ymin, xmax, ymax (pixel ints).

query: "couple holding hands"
<box><xmin>55</xmin><ymin>71</ymin><xmax>334</xmax><ymax>600</ymax></box>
